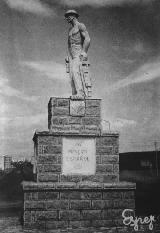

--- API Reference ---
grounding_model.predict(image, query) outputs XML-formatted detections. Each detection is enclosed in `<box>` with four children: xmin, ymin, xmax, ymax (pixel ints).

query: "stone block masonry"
<box><xmin>33</xmin><ymin>132</ymin><xmax>119</xmax><ymax>183</ymax></box>
<box><xmin>23</xmin><ymin>181</ymin><xmax>136</xmax><ymax>232</ymax></box>
<box><xmin>22</xmin><ymin>97</ymin><xmax>136</xmax><ymax>232</ymax></box>
<box><xmin>48</xmin><ymin>98</ymin><xmax>102</xmax><ymax>134</ymax></box>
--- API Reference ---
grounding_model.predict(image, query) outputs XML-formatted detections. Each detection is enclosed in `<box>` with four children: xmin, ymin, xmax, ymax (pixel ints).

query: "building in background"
<box><xmin>0</xmin><ymin>155</ymin><xmax>4</xmax><ymax>170</ymax></box>
<box><xmin>120</xmin><ymin>151</ymin><xmax>160</xmax><ymax>177</ymax></box>
<box><xmin>4</xmin><ymin>155</ymin><xmax>13</xmax><ymax>171</ymax></box>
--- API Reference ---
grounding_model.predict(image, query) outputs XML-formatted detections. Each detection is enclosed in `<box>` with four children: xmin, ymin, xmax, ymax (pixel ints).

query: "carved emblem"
<box><xmin>70</xmin><ymin>99</ymin><xmax>85</xmax><ymax>116</ymax></box>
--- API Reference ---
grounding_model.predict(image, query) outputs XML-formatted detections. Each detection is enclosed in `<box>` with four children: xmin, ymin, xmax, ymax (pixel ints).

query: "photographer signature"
<box><xmin>122</xmin><ymin>209</ymin><xmax>156</xmax><ymax>231</ymax></box>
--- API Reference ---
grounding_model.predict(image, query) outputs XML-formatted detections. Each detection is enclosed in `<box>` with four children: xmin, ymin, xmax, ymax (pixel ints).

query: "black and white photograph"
<box><xmin>0</xmin><ymin>0</ymin><xmax>160</xmax><ymax>232</ymax></box>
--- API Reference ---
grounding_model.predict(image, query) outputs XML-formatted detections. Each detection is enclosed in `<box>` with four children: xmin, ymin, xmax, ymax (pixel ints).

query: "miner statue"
<box><xmin>65</xmin><ymin>10</ymin><xmax>92</xmax><ymax>98</ymax></box>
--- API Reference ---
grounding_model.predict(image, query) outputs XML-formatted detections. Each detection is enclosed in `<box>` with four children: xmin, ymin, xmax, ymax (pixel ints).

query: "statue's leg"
<box><xmin>71</xmin><ymin>57</ymin><xmax>84</xmax><ymax>97</ymax></box>
<box><xmin>71</xmin><ymin>76</ymin><xmax>76</xmax><ymax>95</ymax></box>
<box><xmin>69</xmin><ymin>59</ymin><xmax>76</xmax><ymax>95</ymax></box>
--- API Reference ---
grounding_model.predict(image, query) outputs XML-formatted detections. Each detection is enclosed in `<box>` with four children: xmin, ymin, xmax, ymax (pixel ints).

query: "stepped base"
<box><xmin>22</xmin><ymin>97</ymin><xmax>137</xmax><ymax>231</ymax></box>
<box><xmin>23</xmin><ymin>181</ymin><xmax>136</xmax><ymax>232</ymax></box>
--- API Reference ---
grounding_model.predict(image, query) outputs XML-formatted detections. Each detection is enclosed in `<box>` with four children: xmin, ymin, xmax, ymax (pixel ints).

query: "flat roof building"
<box><xmin>4</xmin><ymin>155</ymin><xmax>13</xmax><ymax>171</ymax></box>
<box><xmin>0</xmin><ymin>156</ymin><xmax>4</xmax><ymax>170</ymax></box>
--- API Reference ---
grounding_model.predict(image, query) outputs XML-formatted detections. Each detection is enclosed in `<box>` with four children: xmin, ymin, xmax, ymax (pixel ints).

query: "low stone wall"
<box><xmin>23</xmin><ymin>181</ymin><xmax>135</xmax><ymax>232</ymax></box>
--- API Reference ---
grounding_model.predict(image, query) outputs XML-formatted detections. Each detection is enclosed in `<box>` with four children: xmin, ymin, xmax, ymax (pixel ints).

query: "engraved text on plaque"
<box><xmin>62</xmin><ymin>137</ymin><xmax>96</xmax><ymax>175</ymax></box>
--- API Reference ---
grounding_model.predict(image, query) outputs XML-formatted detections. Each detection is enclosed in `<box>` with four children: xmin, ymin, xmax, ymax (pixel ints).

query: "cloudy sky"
<box><xmin>0</xmin><ymin>0</ymin><xmax>160</xmax><ymax>159</ymax></box>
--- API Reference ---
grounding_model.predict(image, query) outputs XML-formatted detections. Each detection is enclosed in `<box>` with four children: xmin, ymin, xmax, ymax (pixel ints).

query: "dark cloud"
<box><xmin>43</xmin><ymin>0</ymin><xmax>152</xmax><ymax>8</ymax></box>
<box><xmin>44</xmin><ymin>0</ymin><xmax>160</xmax><ymax>53</ymax></box>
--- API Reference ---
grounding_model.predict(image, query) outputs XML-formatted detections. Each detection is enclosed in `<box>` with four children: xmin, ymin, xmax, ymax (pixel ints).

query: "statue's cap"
<box><xmin>64</xmin><ymin>10</ymin><xmax>79</xmax><ymax>18</ymax></box>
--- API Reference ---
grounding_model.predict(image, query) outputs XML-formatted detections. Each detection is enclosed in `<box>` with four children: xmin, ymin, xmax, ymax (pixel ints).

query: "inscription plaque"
<box><xmin>62</xmin><ymin>137</ymin><xmax>96</xmax><ymax>175</ymax></box>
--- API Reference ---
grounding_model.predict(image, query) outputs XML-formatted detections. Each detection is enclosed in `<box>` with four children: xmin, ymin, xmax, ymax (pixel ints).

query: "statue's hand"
<box><xmin>65</xmin><ymin>56</ymin><xmax>69</xmax><ymax>62</ymax></box>
<box><xmin>79</xmin><ymin>51</ymin><xmax>88</xmax><ymax>61</ymax></box>
<box><xmin>65</xmin><ymin>56</ymin><xmax>70</xmax><ymax>73</ymax></box>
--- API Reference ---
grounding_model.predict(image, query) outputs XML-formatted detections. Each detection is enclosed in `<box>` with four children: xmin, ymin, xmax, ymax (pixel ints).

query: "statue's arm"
<box><xmin>67</xmin><ymin>29</ymin><xmax>72</xmax><ymax>58</ymax></box>
<box><xmin>79</xmin><ymin>23</ymin><xmax>91</xmax><ymax>54</ymax></box>
<box><xmin>67</xmin><ymin>39</ymin><xmax>72</xmax><ymax>58</ymax></box>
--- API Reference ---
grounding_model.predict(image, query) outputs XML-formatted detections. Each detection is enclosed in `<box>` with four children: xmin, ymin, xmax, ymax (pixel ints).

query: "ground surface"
<box><xmin>0</xmin><ymin>216</ymin><xmax>23</xmax><ymax>233</ymax></box>
<box><xmin>0</xmin><ymin>169</ymin><xmax>160</xmax><ymax>233</ymax></box>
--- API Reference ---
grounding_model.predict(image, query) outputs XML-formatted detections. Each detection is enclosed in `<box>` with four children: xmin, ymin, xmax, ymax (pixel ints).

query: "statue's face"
<box><xmin>65</xmin><ymin>15</ymin><xmax>75</xmax><ymax>24</ymax></box>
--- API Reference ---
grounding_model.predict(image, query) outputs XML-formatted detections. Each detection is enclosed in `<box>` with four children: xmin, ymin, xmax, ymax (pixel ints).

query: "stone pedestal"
<box><xmin>48</xmin><ymin>98</ymin><xmax>102</xmax><ymax>134</ymax></box>
<box><xmin>22</xmin><ymin>97</ymin><xmax>136</xmax><ymax>232</ymax></box>
<box><xmin>33</xmin><ymin>131</ymin><xmax>119</xmax><ymax>183</ymax></box>
<box><xmin>23</xmin><ymin>182</ymin><xmax>135</xmax><ymax>232</ymax></box>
